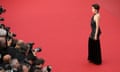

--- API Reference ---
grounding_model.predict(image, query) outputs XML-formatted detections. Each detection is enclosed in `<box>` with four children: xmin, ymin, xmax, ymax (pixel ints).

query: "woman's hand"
<box><xmin>94</xmin><ymin>36</ymin><xmax>97</xmax><ymax>40</ymax></box>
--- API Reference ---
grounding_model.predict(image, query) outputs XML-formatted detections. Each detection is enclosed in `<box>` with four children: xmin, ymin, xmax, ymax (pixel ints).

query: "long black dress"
<box><xmin>88</xmin><ymin>14</ymin><xmax>102</xmax><ymax>65</ymax></box>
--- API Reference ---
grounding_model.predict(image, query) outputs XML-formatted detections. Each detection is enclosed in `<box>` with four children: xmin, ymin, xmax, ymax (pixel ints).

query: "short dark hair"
<box><xmin>92</xmin><ymin>3</ymin><xmax>100</xmax><ymax>11</ymax></box>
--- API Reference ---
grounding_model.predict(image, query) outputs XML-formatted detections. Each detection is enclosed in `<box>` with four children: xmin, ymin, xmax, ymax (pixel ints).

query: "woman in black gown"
<box><xmin>88</xmin><ymin>4</ymin><xmax>102</xmax><ymax>65</ymax></box>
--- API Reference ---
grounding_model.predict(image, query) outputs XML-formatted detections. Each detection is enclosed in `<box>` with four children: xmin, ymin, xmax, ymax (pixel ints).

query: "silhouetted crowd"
<box><xmin>0</xmin><ymin>5</ymin><xmax>52</xmax><ymax>72</ymax></box>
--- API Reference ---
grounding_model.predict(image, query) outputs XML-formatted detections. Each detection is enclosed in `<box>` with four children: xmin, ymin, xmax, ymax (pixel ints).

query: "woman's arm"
<box><xmin>94</xmin><ymin>14</ymin><xmax>100</xmax><ymax>40</ymax></box>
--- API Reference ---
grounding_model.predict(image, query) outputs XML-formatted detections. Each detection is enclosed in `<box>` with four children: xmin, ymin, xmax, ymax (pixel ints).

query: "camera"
<box><xmin>8</xmin><ymin>32</ymin><xmax>16</xmax><ymax>37</ymax></box>
<box><xmin>0</xmin><ymin>24</ymin><xmax>5</xmax><ymax>28</ymax></box>
<box><xmin>4</xmin><ymin>64</ymin><xmax>12</xmax><ymax>71</ymax></box>
<box><xmin>27</xmin><ymin>42</ymin><xmax>42</xmax><ymax>53</ymax></box>
<box><xmin>47</xmin><ymin>65</ymin><xmax>52</xmax><ymax>72</ymax></box>
<box><xmin>23</xmin><ymin>59</ymin><xmax>32</xmax><ymax>67</ymax></box>
<box><xmin>33</xmin><ymin>48</ymin><xmax>42</xmax><ymax>52</ymax></box>
<box><xmin>0</xmin><ymin>17</ymin><xmax>4</xmax><ymax>21</ymax></box>
<box><xmin>0</xmin><ymin>24</ymin><xmax>10</xmax><ymax>31</ymax></box>
<box><xmin>0</xmin><ymin>66</ymin><xmax>4</xmax><ymax>70</ymax></box>
<box><xmin>0</xmin><ymin>6</ymin><xmax>6</xmax><ymax>15</ymax></box>
<box><xmin>5</xmin><ymin>26</ymin><xmax>10</xmax><ymax>31</ymax></box>
<box><xmin>42</xmin><ymin>65</ymin><xmax>52</xmax><ymax>72</ymax></box>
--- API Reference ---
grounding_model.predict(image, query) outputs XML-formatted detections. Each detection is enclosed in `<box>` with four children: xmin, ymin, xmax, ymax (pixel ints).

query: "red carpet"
<box><xmin>1</xmin><ymin>0</ymin><xmax>120</xmax><ymax>72</ymax></box>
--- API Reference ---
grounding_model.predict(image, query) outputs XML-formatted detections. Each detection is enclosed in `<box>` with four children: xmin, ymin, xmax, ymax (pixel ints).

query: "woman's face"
<box><xmin>92</xmin><ymin>7</ymin><xmax>96</xmax><ymax>14</ymax></box>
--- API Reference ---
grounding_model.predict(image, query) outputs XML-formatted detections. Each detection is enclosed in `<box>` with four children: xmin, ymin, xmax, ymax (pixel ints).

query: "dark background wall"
<box><xmin>0</xmin><ymin>0</ymin><xmax>120</xmax><ymax>72</ymax></box>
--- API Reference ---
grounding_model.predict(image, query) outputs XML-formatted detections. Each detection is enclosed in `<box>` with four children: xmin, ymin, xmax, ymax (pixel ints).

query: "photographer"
<box><xmin>2</xmin><ymin>54</ymin><xmax>12</xmax><ymax>72</ymax></box>
<box><xmin>22</xmin><ymin>43</ymin><xmax>40</xmax><ymax>72</ymax></box>
<box><xmin>10</xmin><ymin>58</ymin><xmax>22</xmax><ymax>72</ymax></box>
<box><xmin>29</xmin><ymin>58</ymin><xmax>45</xmax><ymax>72</ymax></box>
<box><xmin>14</xmin><ymin>40</ymin><xmax>27</xmax><ymax>63</ymax></box>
